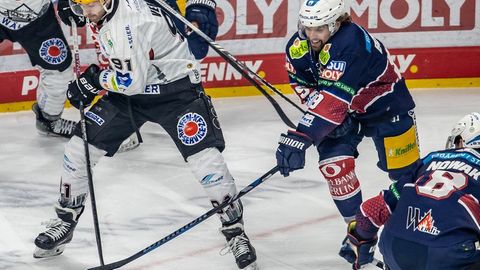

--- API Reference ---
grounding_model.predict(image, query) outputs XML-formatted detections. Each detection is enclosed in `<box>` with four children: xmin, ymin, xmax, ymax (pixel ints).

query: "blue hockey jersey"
<box><xmin>384</xmin><ymin>148</ymin><xmax>480</xmax><ymax>247</ymax></box>
<box><xmin>285</xmin><ymin>22</ymin><xmax>415</xmax><ymax>145</ymax></box>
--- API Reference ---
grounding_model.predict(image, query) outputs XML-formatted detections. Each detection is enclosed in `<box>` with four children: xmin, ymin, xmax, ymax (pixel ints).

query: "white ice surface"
<box><xmin>0</xmin><ymin>88</ymin><xmax>478</xmax><ymax>270</ymax></box>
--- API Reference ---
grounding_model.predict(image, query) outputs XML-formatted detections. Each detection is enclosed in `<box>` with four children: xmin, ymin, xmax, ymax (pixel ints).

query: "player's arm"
<box><xmin>284</xmin><ymin>40</ymin><xmax>317</xmax><ymax>104</ymax></box>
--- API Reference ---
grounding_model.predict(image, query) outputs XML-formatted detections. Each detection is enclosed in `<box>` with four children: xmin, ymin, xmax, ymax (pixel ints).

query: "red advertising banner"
<box><xmin>1</xmin><ymin>0</ymin><xmax>479</xmax><ymax>110</ymax></box>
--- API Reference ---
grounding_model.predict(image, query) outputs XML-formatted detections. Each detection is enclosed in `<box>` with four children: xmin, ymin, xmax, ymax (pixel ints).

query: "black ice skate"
<box><xmin>32</xmin><ymin>102</ymin><xmax>76</xmax><ymax>138</ymax></box>
<box><xmin>220</xmin><ymin>223</ymin><xmax>259</xmax><ymax>270</ymax></box>
<box><xmin>33</xmin><ymin>204</ymin><xmax>83</xmax><ymax>258</ymax></box>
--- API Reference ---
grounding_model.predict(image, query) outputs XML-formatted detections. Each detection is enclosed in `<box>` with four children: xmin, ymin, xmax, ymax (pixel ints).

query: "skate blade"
<box><xmin>243</xmin><ymin>262</ymin><xmax>259</xmax><ymax>270</ymax></box>
<box><xmin>33</xmin><ymin>244</ymin><xmax>66</xmax><ymax>258</ymax></box>
<box><xmin>117</xmin><ymin>136</ymin><xmax>140</xmax><ymax>153</ymax></box>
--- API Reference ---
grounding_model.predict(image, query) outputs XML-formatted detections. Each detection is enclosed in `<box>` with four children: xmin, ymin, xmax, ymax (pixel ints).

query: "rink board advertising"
<box><xmin>0</xmin><ymin>0</ymin><xmax>479</xmax><ymax>111</ymax></box>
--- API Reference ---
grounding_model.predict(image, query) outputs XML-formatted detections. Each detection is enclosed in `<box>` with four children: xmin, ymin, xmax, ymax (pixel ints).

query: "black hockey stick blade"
<box><xmin>153</xmin><ymin>0</ymin><xmax>301</xmax><ymax>129</ymax></box>
<box><xmin>87</xmin><ymin>166</ymin><xmax>279</xmax><ymax>270</ymax></box>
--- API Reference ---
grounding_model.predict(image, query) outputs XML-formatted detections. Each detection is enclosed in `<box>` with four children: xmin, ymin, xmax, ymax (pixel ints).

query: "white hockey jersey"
<box><xmin>0</xmin><ymin>0</ymin><xmax>51</xmax><ymax>30</ymax></box>
<box><xmin>96</xmin><ymin>0</ymin><xmax>201</xmax><ymax>96</ymax></box>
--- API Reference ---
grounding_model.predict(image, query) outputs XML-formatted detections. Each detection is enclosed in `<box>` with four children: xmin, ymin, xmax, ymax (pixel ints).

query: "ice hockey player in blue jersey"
<box><xmin>340</xmin><ymin>112</ymin><xmax>480</xmax><ymax>270</ymax></box>
<box><xmin>276</xmin><ymin>0</ymin><xmax>420</xmax><ymax>224</ymax></box>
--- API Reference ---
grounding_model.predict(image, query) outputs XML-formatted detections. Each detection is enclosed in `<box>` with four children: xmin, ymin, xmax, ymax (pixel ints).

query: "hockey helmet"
<box><xmin>298</xmin><ymin>0</ymin><xmax>345</xmax><ymax>34</ymax></box>
<box><xmin>69</xmin><ymin>0</ymin><xmax>114</xmax><ymax>18</ymax></box>
<box><xmin>446</xmin><ymin>112</ymin><xmax>480</xmax><ymax>149</ymax></box>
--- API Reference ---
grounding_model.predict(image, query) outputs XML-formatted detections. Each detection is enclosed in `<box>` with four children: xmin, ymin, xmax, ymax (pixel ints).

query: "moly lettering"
<box><xmin>348</xmin><ymin>0</ymin><xmax>473</xmax><ymax>32</ymax></box>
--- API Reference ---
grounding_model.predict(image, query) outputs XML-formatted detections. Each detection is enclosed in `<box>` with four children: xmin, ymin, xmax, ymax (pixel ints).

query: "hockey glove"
<box><xmin>185</xmin><ymin>0</ymin><xmax>218</xmax><ymax>59</ymax></box>
<box><xmin>339</xmin><ymin>221</ymin><xmax>378</xmax><ymax>269</ymax></box>
<box><xmin>67</xmin><ymin>64</ymin><xmax>102</xmax><ymax>109</ymax></box>
<box><xmin>276</xmin><ymin>130</ymin><xmax>313</xmax><ymax>177</ymax></box>
<box><xmin>57</xmin><ymin>0</ymin><xmax>86</xmax><ymax>27</ymax></box>
<box><xmin>186</xmin><ymin>0</ymin><xmax>218</xmax><ymax>39</ymax></box>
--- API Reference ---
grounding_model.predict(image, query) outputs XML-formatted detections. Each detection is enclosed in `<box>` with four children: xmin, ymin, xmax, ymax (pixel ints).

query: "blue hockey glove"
<box><xmin>339</xmin><ymin>221</ymin><xmax>378</xmax><ymax>269</ymax></box>
<box><xmin>185</xmin><ymin>0</ymin><xmax>218</xmax><ymax>39</ymax></box>
<box><xmin>185</xmin><ymin>0</ymin><xmax>218</xmax><ymax>59</ymax></box>
<box><xmin>67</xmin><ymin>64</ymin><xmax>102</xmax><ymax>109</ymax></box>
<box><xmin>57</xmin><ymin>0</ymin><xmax>86</xmax><ymax>27</ymax></box>
<box><xmin>276</xmin><ymin>130</ymin><xmax>313</xmax><ymax>177</ymax></box>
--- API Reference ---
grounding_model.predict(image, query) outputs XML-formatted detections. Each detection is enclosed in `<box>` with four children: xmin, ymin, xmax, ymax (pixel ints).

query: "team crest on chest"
<box><xmin>177</xmin><ymin>112</ymin><xmax>208</xmax><ymax>145</ymax></box>
<box><xmin>39</xmin><ymin>38</ymin><xmax>68</xmax><ymax>65</ymax></box>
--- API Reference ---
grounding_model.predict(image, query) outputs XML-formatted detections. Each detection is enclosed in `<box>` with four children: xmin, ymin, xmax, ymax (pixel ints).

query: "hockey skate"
<box><xmin>220</xmin><ymin>223</ymin><xmax>259</xmax><ymax>270</ymax></box>
<box><xmin>33</xmin><ymin>204</ymin><xmax>83</xmax><ymax>258</ymax></box>
<box><xmin>32</xmin><ymin>103</ymin><xmax>76</xmax><ymax>138</ymax></box>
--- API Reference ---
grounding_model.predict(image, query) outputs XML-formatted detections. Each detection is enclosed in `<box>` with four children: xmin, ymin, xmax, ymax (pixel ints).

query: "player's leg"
<box><xmin>14</xmin><ymin>3</ymin><xmax>75</xmax><ymax>137</ymax></box>
<box><xmin>369</xmin><ymin>110</ymin><xmax>420</xmax><ymax>185</ymax></box>
<box><xmin>317</xmin><ymin>118</ymin><xmax>364</xmax><ymax>223</ymax></box>
<box><xmin>158</xmin><ymin>84</ymin><xmax>258</xmax><ymax>270</ymax></box>
<box><xmin>34</xmin><ymin>94</ymin><xmax>145</xmax><ymax>258</ymax></box>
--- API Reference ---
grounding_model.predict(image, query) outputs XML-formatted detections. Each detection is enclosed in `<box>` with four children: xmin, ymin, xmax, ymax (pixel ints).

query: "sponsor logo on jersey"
<box><xmin>0</xmin><ymin>3</ymin><xmax>39</xmax><ymax>30</ymax></box>
<box><xmin>289</xmin><ymin>38</ymin><xmax>309</xmax><ymax>59</ymax></box>
<box><xmin>319</xmin><ymin>44</ymin><xmax>331</xmax><ymax>65</ymax></box>
<box><xmin>177</xmin><ymin>112</ymin><xmax>208</xmax><ymax>146</ymax></box>
<box><xmin>39</xmin><ymin>38</ymin><xmax>68</xmax><ymax>65</ymax></box>
<box><xmin>125</xmin><ymin>25</ymin><xmax>133</xmax><ymax>48</ymax></box>
<box><xmin>85</xmin><ymin>111</ymin><xmax>105</xmax><ymax>126</ymax></box>
<box><xmin>100</xmin><ymin>30</ymin><xmax>114</xmax><ymax>56</ymax></box>
<box><xmin>406</xmin><ymin>207</ymin><xmax>440</xmax><ymax>236</ymax></box>
<box><xmin>384</xmin><ymin>126</ymin><xmax>420</xmax><ymax>169</ymax></box>
<box><xmin>299</xmin><ymin>113</ymin><xmax>315</xmax><ymax>127</ymax></box>
<box><xmin>115</xmin><ymin>71</ymin><xmax>133</xmax><ymax>88</ymax></box>
<box><xmin>320</xmin><ymin>60</ymin><xmax>346</xmax><ymax>81</ymax></box>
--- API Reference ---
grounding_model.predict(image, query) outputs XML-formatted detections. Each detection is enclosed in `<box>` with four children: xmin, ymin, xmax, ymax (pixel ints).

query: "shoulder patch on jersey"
<box><xmin>39</xmin><ymin>38</ymin><xmax>68</xmax><ymax>65</ymax></box>
<box><xmin>100</xmin><ymin>30</ymin><xmax>114</xmax><ymax>56</ymax></box>
<box><xmin>319</xmin><ymin>44</ymin><xmax>331</xmax><ymax>65</ymax></box>
<box><xmin>289</xmin><ymin>38</ymin><xmax>309</xmax><ymax>59</ymax></box>
<box><xmin>177</xmin><ymin>112</ymin><xmax>208</xmax><ymax>146</ymax></box>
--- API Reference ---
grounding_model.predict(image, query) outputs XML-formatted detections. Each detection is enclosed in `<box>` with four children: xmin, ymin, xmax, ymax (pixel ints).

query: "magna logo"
<box><xmin>348</xmin><ymin>0</ymin><xmax>475</xmax><ymax>32</ymax></box>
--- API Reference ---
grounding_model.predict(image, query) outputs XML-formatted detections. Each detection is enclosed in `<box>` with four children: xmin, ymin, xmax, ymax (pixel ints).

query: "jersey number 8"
<box><xmin>416</xmin><ymin>170</ymin><xmax>468</xmax><ymax>200</ymax></box>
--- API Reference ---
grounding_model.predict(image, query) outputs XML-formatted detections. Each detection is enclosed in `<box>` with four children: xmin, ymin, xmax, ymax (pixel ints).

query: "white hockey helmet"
<box><xmin>298</xmin><ymin>0</ymin><xmax>345</xmax><ymax>34</ymax></box>
<box><xmin>446</xmin><ymin>112</ymin><xmax>480</xmax><ymax>149</ymax></box>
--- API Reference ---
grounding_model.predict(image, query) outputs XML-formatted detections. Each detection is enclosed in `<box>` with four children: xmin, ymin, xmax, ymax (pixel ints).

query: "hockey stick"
<box><xmin>70</xmin><ymin>17</ymin><xmax>105</xmax><ymax>266</ymax></box>
<box><xmin>155</xmin><ymin>0</ymin><xmax>305</xmax><ymax>129</ymax></box>
<box><xmin>87</xmin><ymin>166</ymin><xmax>279</xmax><ymax>270</ymax></box>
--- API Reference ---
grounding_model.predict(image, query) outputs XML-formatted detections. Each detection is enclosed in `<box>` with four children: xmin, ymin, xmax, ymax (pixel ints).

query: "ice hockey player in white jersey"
<box><xmin>33</xmin><ymin>0</ymin><xmax>258</xmax><ymax>269</ymax></box>
<box><xmin>0</xmin><ymin>0</ymin><xmax>78</xmax><ymax>137</ymax></box>
<box><xmin>57</xmin><ymin>0</ymin><xmax>219</xmax><ymax>152</ymax></box>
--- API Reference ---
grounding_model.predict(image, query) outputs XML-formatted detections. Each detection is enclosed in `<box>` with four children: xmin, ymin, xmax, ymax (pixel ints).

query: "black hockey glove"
<box><xmin>57</xmin><ymin>0</ymin><xmax>86</xmax><ymax>27</ymax></box>
<box><xmin>339</xmin><ymin>221</ymin><xmax>378</xmax><ymax>270</ymax></box>
<box><xmin>67</xmin><ymin>64</ymin><xmax>102</xmax><ymax>109</ymax></box>
<box><xmin>276</xmin><ymin>130</ymin><xmax>313</xmax><ymax>177</ymax></box>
